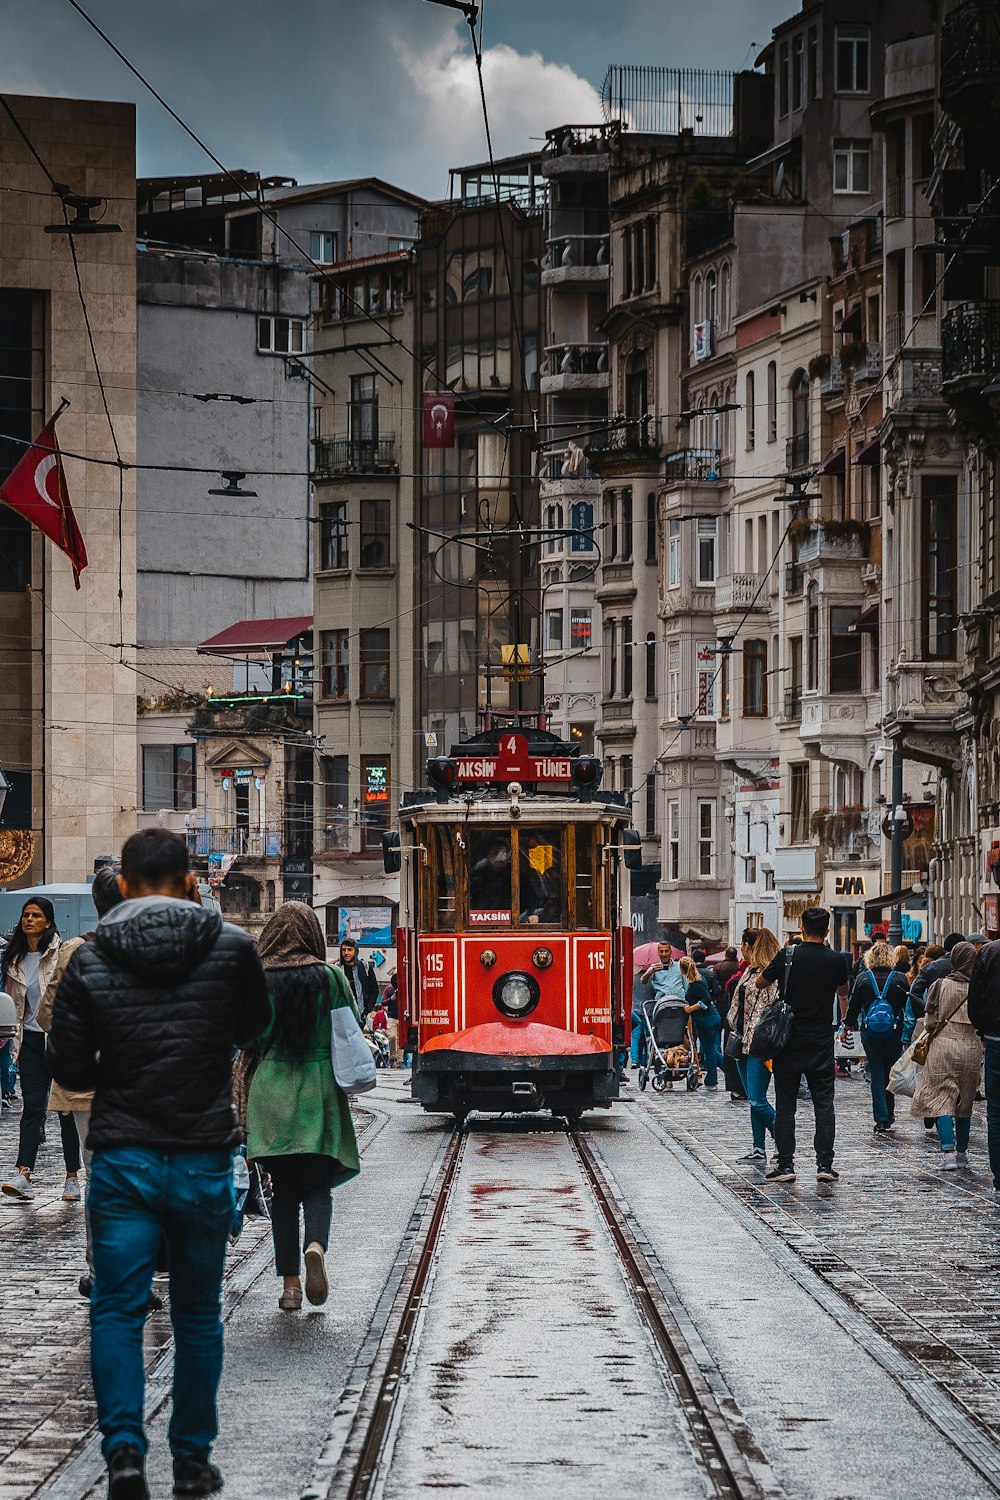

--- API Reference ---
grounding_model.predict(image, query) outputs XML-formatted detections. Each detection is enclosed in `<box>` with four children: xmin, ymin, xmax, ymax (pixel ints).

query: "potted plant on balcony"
<box><xmin>810</xmin><ymin>807</ymin><xmax>832</xmax><ymax>843</ymax></box>
<box><xmin>808</xmin><ymin>353</ymin><xmax>831</xmax><ymax>381</ymax></box>
<box><xmin>839</xmin><ymin>340</ymin><xmax>868</xmax><ymax>373</ymax></box>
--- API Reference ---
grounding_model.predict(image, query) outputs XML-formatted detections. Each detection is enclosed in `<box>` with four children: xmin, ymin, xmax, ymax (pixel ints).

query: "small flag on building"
<box><xmin>423</xmin><ymin>391</ymin><xmax>456</xmax><ymax>449</ymax></box>
<box><xmin>0</xmin><ymin>410</ymin><xmax>88</xmax><ymax>587</ymax></box>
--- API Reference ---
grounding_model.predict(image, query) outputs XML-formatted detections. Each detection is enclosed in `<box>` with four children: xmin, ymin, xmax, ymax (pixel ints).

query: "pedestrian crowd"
<box><xmin>630</xmin><ymin>907</ymin><xmax>1000</xmax><ymax>1189</ymax></box>
<box><xmin>0</xmin><ymin>828</ymin><xmax>389</xmax><ymax>1500</ymax></box>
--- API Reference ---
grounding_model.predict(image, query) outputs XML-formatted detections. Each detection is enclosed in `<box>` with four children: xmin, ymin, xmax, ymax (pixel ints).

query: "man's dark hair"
<box><xmin>740</xmin><ymin>927</ymin><xmax>758</xmax><ymax>946</ymax></box>
<box><xmin>725</xmin><ymin>946</ymin><xmax>738</xmax><ymax>960</ymax></box>
<box><xmin>120</xmin><ymin>829</ymin><xmax>189</xmax><ymax>887</ymax></box>
<box><xmin>92</xmin><ymin>866</ymin><xmax>125</xmax><ymax>919</ymax></box>
<box><xmin>943</xmin><ymin>931</ymin><xmax>965</xmax><ymax>952</ymax></box>
<box><xmin>692</xmin><ymin>947</ymin><xmax>707</xmax><ymax>964</ymax></box>
<box><xmin>801</xmin><ymin>906</ymin><xmax>831</xmax><ymax>937</ymax></box>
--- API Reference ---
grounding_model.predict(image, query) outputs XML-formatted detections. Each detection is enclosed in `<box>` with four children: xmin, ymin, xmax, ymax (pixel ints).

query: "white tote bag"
<box><xmin>330</xmin><ymin>1005</ymin><xmax>377</xmax><ymax>1095</ymax></box>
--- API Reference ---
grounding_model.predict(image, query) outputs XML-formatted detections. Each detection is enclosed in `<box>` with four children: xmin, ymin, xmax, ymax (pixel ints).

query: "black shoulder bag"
<box><xmin>724</xmin><ymin>982</ymin><xmax>746</xmax><ymax>1060</ymax></box>
<box><xmin>748</xmin><ymin>947</ymin><xmax>796</xmax><ymax>1059</ymax></box>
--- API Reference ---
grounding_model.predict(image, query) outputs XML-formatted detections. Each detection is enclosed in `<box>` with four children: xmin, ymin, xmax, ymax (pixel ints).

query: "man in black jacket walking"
<box><xmin>49</xmin><ymin>830</ymin><xmax>269</xmax><ymax>1500</ymax></box>
<box><xmin>968</xmin><ymin>939</ymin><xmax>1000</xmax><ymax>1192</ymax></box>
<box><xmin>337</xmin><ymin>938</ymin><xmax>378</xmax><ymax>1016</ymax></box>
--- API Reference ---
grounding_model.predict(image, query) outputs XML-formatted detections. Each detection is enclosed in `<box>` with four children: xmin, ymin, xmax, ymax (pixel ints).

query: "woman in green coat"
<box><xmin>247</xmin><ymin>903</ymin><xmax>360</xmax><ymax>1311</ymax></box>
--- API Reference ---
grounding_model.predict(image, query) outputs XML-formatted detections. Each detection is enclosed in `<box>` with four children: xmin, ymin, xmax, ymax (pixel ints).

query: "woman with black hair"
<box><xmin>247</xmin><ymin>902</ymin><xmax>360</xmax><ymax>1311</ymax></box>
<box><xmin>1</xmin><ymin>897</ymin><xmax>83</xmax><ymax>1202</ymax></box>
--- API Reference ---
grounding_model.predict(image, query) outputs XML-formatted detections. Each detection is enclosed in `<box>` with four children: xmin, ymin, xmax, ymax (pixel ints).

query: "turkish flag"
<box><xmin>423</xmin><ymin>391</ymin><xmax>455</xmax><ymax>449</ymax></box>
<box><xmin>0</xmin><ymin>415</ymin><xmax>88</xmax><ymax>587</ymax></box>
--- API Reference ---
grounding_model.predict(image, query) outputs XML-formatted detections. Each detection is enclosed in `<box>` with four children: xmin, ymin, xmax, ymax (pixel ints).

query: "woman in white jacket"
<box><xmin>1</xmin><ymin>898</ymin><xmax>83</xmax><ymax>1202</ymax></box>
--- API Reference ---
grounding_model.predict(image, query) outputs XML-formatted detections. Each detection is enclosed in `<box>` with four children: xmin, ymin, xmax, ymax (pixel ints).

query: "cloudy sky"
<box><xmin>1</xmin><ymin>0</ymin><xmax>791</xmax><ymax>198</ymax></box>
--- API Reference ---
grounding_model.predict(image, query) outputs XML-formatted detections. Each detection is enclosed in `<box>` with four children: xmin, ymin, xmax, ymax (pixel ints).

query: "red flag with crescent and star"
<box><xmin>423</xmin><ymin>391</ymin><xmax>456</xmax><ymax>449</ymax></box>
<box><xmin>0</xmin><ymin>413</ymin><xmax>88</xmax><ymax>587</ymax></box>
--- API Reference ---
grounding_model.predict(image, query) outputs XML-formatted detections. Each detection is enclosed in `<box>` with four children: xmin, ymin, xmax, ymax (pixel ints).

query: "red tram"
<box><xmin>383</xmin><ymin>720</ymin><xmax>639</xmax><ymax>1123</ymax></box>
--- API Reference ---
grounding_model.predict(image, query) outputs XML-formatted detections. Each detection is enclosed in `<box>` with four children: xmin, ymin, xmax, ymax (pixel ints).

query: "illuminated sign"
<box><xmin>364</xmin><ymin>762</ymin><xmax>389</xmax><ymax>803</ymax></box>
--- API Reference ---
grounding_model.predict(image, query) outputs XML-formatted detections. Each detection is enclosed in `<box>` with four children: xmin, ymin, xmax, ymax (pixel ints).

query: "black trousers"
<box><xmin>263</xmin><ymin>1154</ymin><xmax>335</xmax><ymax>1278</ymax></box>
<box><xmin>16</xmin><ymin>1031</ymin><xmax>81</xmax><ymax>1174</ymax></box>
<box><xmin>772</xmin><ymin>1035</ymin><xmax>836</xmax><ymax>1171</ymax></box>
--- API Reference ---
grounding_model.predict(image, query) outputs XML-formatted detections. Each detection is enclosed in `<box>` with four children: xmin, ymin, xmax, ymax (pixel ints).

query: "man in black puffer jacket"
<box><xmin>49</xmin><ymin>829</ymin><xmax>269</xmax><ymax>1500</ymax></box>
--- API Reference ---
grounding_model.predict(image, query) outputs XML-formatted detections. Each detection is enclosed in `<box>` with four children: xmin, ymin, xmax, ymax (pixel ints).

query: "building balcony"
<box><xmin>853</xmin><ymin>342</ymin><xmax>882</xmax><ymax>383</ymax></box>
<box><xmin>941</xmin><ymin>301</ymin><xmax>1000</xmax><ymax>396</ymax></box>
<box><xmin>940</xmin><ymin>2</ymin><xmax>1000</xmax><ymax>126</ymax></box>
<box><xmin>663</xmin><ymin>447</ymin><xmax>722</xmax><ymax>485</ymax></box>
<box><xmin>818</xmin><ymin>361</ymin><xmax>845</xmax><ymax>399</ymax></box>
<box><xmin>539</xmin><ymin>448</ymin><xmax>598</xmax><ymax>488</ymax></box>
<box><xmin>885</xmin><ymin>347</ymin><xmax>944</xmax><ymax>412</ymax></box>
<box><xmin>772</xmin><ymin>845</ymin><xmax>821</xmax><ymax>891</ymax></box>
<box><xmin>313</xmin><ymin>436</ymin><xmax>397</xmax><ymax>477</ymax></box>
<box><xmin>884</xmin><ymin>175</ymin><xmax>907</xmax><ymax>222</ymax></box>
<box><xmin>785</xmin><ymin>432</ymin><xmax>810</xmax><ymax>471</ymax></box>
<box><xmin>798</xmin><ymin>690</ymin><xmax>881</xmax><ymax>753</ymax></box>
<box><xmin>542</xmin><ymin>123</ymin><xmax>614</xmax><ymax>175</ymax></box>
<box><xmin>585</xmin><ymin>416</ymin><xmax>661</xmax><ymax>468</ymax></box>
<box><xmin>540</xmin><ymin>342</ymin><xmax>609</xmax><ymax>395</ymax></box>
<box><xmin>188</xmin><ymin>824</ymin><xmax>282</xmax><ymax>859</ymax></box>
<box><xmin>793</xmin><ymin>519</ymin><xmax>870</xmax><ymax>565</ymax></box>
<box><xmin>715</xmin><ymin>572</ymin><xmax>767</xmax><ymax>613</ymax></box>
<box><xmin>541</xmin><ymin>235</ymin><xmax>609</xmax><ymax>285</ymax></box>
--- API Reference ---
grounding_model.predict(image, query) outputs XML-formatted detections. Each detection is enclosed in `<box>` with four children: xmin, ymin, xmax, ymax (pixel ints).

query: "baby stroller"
<box><xmin>636</xmin><ymin>996</ymin><xmax>700</xmax><ymax>1093</ymax></box>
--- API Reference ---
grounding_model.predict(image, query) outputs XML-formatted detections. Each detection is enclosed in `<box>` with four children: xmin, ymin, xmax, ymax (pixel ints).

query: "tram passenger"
<box><xmin>519</xmin><ymin>831</ymin><xmax>559</xmax><ymax>924</ymax></box>
<box><xmin>468</xmin><ymin>837</ymin><xmax>513</xmax><ymax>912</ymax></box>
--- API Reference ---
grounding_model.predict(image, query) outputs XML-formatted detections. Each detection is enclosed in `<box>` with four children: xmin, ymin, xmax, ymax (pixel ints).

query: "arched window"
<box><xmin>745</xmin><ymin>370</ymin><xmax>756</xmax><ymax>449</ymax></box>
<box><xmin>625</xmin><ymin>349</ymin><xmax>649</xmax><ymax>422</ymax></box>
<box><xmin>709</xmin><ymin>392</ymin><xmax>721</xmax><ymax>453</ymax></box>
<box><xmin>645</xmin><ymin>632</ymin><xmax>656</xmax><ymax>698</ymax></box>
<box><xmin>790</xmin><ymin>368</ymin><xmax>810</xmax><ymax>467</ymax></box>
<box><xmin>807</xmin><ymin>581</ymin><xmax>819</xmax><ymax>690</ymax></box>
<box><xmin>706</xmin><ymin>269</ymin><xmax>718</xmax><ymax>328</ymax></box>
<box><xmin>692</xmin><ymin>273</ymin><xmax>703</xmax><ymax>324</ymax></box>
<box><xmin>720</xmin><ymin>262</ymin><xmax>731</xmax><ymax>329</ymax></box>
<box><xmin>545</xmin><ymin>503</ymin><xmax>562</xmax><ymax>556</ymax></box>
<box><xmin>766</xmin><ymin>360</ymin><xmax>777</xmax><ymax>443</ymax></box>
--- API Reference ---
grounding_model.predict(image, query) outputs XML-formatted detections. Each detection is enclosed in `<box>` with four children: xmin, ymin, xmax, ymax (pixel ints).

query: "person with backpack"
<box><xmin>844</xmin><ymin>940</ymin><xmax>909</xmax><ymax>1133</ymax></box>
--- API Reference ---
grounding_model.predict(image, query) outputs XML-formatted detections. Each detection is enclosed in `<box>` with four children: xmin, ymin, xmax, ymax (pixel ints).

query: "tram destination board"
<box><xmin>453</xmin><ymin>733</ymin><xmax>573</xmax><ymax>783</ymax></box>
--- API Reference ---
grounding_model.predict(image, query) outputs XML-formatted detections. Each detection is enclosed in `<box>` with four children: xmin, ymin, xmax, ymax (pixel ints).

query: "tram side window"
<box><xmin>519</xmin><ymin>828</ymin><xmax>562</xmax><ymax>926</ymax></box>
<box><xmin>467</xmin><ymin>829</ymin><xmax>513</xmax><ymax>924</ymax></box>
<box><xmin>574</xmin><ymin>826</ymin><xmax>595</xmax><ymax>928</ymax></box>
<box><xmin>432</xmin><ymin>826</ymin><xmax>457</xmax><ymax>930</ymax></box>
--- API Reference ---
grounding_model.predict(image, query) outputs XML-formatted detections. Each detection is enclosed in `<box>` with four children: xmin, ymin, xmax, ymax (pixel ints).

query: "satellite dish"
<box><xmin>774</xmin><ymin>162</ymin><xmax>786</xmax><ymax>198</ymax></box>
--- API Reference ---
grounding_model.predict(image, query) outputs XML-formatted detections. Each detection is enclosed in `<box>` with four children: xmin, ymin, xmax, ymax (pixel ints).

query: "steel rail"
<box><xmin>571</xmin><ymin>1129</ymin><xmax>776</xmax><ymax>1500</ymax></box>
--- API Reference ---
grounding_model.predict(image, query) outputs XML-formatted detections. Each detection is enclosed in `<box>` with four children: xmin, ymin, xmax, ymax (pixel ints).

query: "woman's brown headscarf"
<box><xmin>257</xmin><ymin>901</ymin><xmax>326</xmax><ymax>969</ymax></box>
<box><xmin>949</xmin><ymin>941</ymin><xmax>977</xmax><ymax>983</ymax></box>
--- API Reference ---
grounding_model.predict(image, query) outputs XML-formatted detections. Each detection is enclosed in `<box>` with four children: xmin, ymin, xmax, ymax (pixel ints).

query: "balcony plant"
<box><xmin>789</xmin><ymin>517</ymin><xmax>870</xmax><ymax>552</ymax></box>
<box><xmin>808</xmin><ymin>353</ymin><xmax>831</xmax><ymax>381</ymax></box>
<box><xmin>839</xmin><ymin>340</ymin><xmax>868</xmax><ymax>372</ymax></box>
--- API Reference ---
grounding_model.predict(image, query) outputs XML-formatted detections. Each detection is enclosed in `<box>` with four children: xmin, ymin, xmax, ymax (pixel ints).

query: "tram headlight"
<box><xmin>492</xmin><ymin>969</ymin><xmax>540</xmax><ymax>1019</ymax></box>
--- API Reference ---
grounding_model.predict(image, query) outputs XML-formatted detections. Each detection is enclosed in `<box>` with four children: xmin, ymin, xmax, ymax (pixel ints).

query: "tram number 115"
<box><xmin>587</xmin><ymin>951</ymin><xmax>607</xmax><ymax>971</ymax></box>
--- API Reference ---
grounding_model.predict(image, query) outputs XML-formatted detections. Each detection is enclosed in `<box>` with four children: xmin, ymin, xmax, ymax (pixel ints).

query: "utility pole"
<box><xmin>888</xmin><ymin>745</ymin><xmax>905</xmax><ymax>945</ymax></box>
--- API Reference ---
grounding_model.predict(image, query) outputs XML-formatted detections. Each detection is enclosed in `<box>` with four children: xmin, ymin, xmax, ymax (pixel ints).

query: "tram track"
<box><xmin>323</xmin><ymin>1118</ymin><xmax>781</xmax><ymax>1500</ymax></box>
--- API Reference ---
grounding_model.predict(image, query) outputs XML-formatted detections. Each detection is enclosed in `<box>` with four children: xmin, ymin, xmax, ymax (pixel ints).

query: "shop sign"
<box><xmin>832</xmin><ymin>873</ymin><xmax>866</xmax><ymax>899</ymax></box>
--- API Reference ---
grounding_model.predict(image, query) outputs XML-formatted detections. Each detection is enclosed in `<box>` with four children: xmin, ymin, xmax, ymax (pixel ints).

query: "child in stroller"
<box><xmin>635</xmin><ymin>994</ymin><xmax>701</xmax><ymax>1092</ymax></box>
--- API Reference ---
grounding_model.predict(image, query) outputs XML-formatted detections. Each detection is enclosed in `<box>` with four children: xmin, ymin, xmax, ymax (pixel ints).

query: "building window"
<box><xmin>323</xmin><ymin>755</ymin><xmax>350</xmax><ymax>849</ymax></box>
<box><xmin>833</xmin><ymin>139</ymin><xmax>871</xmax><ymax>195</ymax></box>
<box><xmin>646</xmin><ymin>491</ymin><xmax>657</xmax><ymax>562</ymax></box>
<box><xmin>605</xmin><ymin>619</ymin><xmax>618</xmax><ymax>697</ymax></box>
<box><xmin>310</xmin><ymin>231</ymin><xmax>337</xmax><ymax>264</ymax></box>
<box><xmin>792</xmin><ymin>32</ymin><xmax>805</xmax><ymax>111</ymax></box>
<box><xmin>789</xmin><ymin>368</ymin><xmax>810</xmax><ymax>467</ymax></box>
<box><xmin>360</xmin><ymin>499</ymin><xmax>391</xmax><ymax>568</ymax></box>
<box><xmin>621</xmin><ymin>489</ymin><xmax>633</xmax><ymax>561</ymax></box>
<box><xmin>349</xmin><ymin>373</ymin><xmax>378</xmax><ymax>459</ymax></box>
<box><xmin>570</xmin><ymin>609</ymin><xmax>592</xmax><ymax>647</ymax></box>
<box><xmin>696</xmin><ymin>640</ymin><xmax>716</xmax><ymax>718</ymax></box>
<box><xmin>645</xmin><ymin>775</ymin><xmax>657</xmax><ymax>838</ymax></box>
<box><xmin>778</xmin><ymin>40</ymin><xmax>790</xmax><ymax>117</ymax></box>
<box><xmin>625</xmin><ymin>350</ymin><xmax>649</xmax><ymax>423</ymax></box>
<box><xmin>546</xmin><ymin>609</ymin><xmax>564</xmax><ymax>651</ymax></box>
<box><xmin>720</xmin><ymin>263</ymin><xmax>731</xmax><ymax>331</ymax></box>
<box><xmin>545</xmin><ymin>504</ymin><xmax>562</xmax><ymax>557</ymax></box>
<box><xmin>667</xmin><ymin>640</ymin><xmax>681</xmax><ymax>720</ymax></box>
<box><xmin>808</xmin><ymin>25</ymin><xmax>819</xmax><ymax>99</ymax></box>
<box><xmin>668</xmin><ymin>801</ymin><xmax>680</xmax><ymax>880</ymax></box>
<box><xmin>621</xmin><ymin>755</ymin><xmax>633</xmax><ymax>792</ymax></box>
<box><xmin>645</xmin><ymin>632</ymin><xmax>656</xmax><ymax>699</ymax></box>
<box><xmin>361</xmin><ymin>757</ymin><xmax>390</xmax><ymax>849</ymax></box>
<box><xmin>745</xmin><ymin>371</ymin><xmax>755</xmax><ymax>450</ymax></box>
<box><xmin>359</xmin><ymin>628</ymin><xmax>390</xmax><ymax>698</ymax></box>
<box><xmin>668</xmin><ymin>519</ymin><xmax>681</xmax><ymax>587</ymax></box>
<box><xmin>766</xmin><ymin>361</ymin><xmax>777</xmax><ymax>443</ymax></box>
<box><xmin>320</xmin><ymin>502</ymin><xmax>349</xmax><ymax>570</ymax></box>
<box><xmin>696</xmin><ymin>517</ymin><xmax>717</xmax><ymax>585</ymax></box>
<box><xmin>922</xmin><ymin>477</ymin><xmax>958</xmax><ymax>659</ymax></box>
<box><xmin>622</xmin><ymin>224</ymin><xmax>633</xmax><ymax>298</ymax></box>
<box><xmin>321</xmin><ymin>629</ymin><xmax>349</xmax><ymax>699</ymax></box>
<box><xmin>835</xmin><ymin>25</ymin><xmax>870</xmax><ymax>93</ymax></box>
<box><xmin>830</xmin><ymin>607</ymin><xmax>862</xmax><ymax>693</ymax></box>
<box><xmin>604</xmin><ymin>492</ymin><xmax>618</xmax><ymax>560</ymax></box>
<box><xmin>743</xmin><ymin>638</ymin><xmax>768</xmax><ymax>716</ymax></box>
<box><xmin>790</xmin><ymin>763</ymin><xmax>810</xmax><ymax>844</ymax></box>
<box><xmin>645</xmin><ymin>217</ymin><xmax>657</xmax><ymax>289</ymax></box>
<box><xmin>697</xmin><ymin>801</ymin><xmax>716</xmax><ymax>878</ymax></box>
<box><xmin>807</xmin><ymin>583</ymin><xmax>819</xmax><ymax>690</ymax></box>
<box><xmin>622</xmin><ymin>617</ymin><xmax>633</xmax><ymax>698</ymax></box>
<box><xmin>142</xmin><ymin>744</ymin><xmax>195</xmax><ymax>812</ymax></box>
<box><xmin>257</xmin><ymin>315</ymin><xmax>304</xmax><ymax>354</ymax></box>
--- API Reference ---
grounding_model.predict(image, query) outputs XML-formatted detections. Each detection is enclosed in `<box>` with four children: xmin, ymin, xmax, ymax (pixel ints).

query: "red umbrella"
<box><xmin>704</xmin><ymin>950</ymin><xmax>728</xmax><ymax>964</ymax></box>
<box><xmin>632</xmin><ymin>940</ymin><xmax>686</xmax><ymax>969</ymax></box>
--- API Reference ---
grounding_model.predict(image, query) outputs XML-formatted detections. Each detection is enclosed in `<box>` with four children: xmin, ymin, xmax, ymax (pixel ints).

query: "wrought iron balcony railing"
<box><xmin>941</xmin><ymin>301</ymin><xmax>1000</xmax><ymax>391</ymax></box>
<box><xmin>941</xmin><ymin>3</ymin><xmax>1000</xmax><ymax>124</ymax></box>
<box><xmin>313</xmin><ymin>436</ymin><xmax>397</xmax><ymax>475</ymax></box>
<box><xmin>663</xmin><ymin>447</ymin><xmax>722</xmax><ymax>484</ymax></box>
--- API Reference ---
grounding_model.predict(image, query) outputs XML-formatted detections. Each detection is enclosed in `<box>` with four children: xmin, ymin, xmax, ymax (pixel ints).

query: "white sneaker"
<box><xmin>939</xmin><ymin>1151</ymin><xmax>958</xmax><ymax>1171</ymax></box>
<box><xmin>2</xmin><ymin>1172</ymin><xmax>35</xmax><ymax>1200</ymax></box>
<box><xmin>62</xmin><ymin>1176</ymin><xmax>82</xmax><ymax>1202</ymax></box>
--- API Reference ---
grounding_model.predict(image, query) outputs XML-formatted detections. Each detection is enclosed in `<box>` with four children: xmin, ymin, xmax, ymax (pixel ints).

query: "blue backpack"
<box><xmin>862</xmin><ymin>970</ymin><xmax>897</xmax><ymax>1037</ymax></box>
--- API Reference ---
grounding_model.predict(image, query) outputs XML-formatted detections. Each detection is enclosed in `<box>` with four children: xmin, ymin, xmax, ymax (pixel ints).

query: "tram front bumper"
<box><xmin>412</xmin><ymin>1046</ymin><xmax>620</xmax><ymax>1112</ymax></box>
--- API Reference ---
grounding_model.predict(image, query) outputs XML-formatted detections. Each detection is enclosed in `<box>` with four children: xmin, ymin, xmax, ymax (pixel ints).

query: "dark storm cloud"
<box><xmin>0</xmin><ymin>0</ymin><xmax>791</xmax><ymax>198</ymax></box>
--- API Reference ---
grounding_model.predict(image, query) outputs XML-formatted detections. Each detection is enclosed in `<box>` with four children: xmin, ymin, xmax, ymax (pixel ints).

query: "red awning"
<box><xmin>816</xmin><ymin>446</ymin><xmax>846</xmax><ymax>476</ymax></box>
<box><xmin>198</xmin><ymin>615</ymin><xmax>313</xmax><ymax>656</ymax></box>
<box><xmin>853</xmin><ymin>437</ymin><xmax>881</xmax><ymax>466</ymax></box>
<box><xmin>835</xmin><ymin>307</ymin><xmax>863</xmax><ymax>334</ymax></box>
<box><xmin>847</xmin><ymin>603</ymin><xmax>880</xmax><ymax>634</ymax></box>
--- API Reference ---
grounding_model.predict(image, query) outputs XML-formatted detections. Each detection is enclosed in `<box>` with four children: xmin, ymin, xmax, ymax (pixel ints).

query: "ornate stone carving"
<box><xmin>0</xmin><ymin>831</ymin><xmax>34</xmax><ymax>885</ymax></box>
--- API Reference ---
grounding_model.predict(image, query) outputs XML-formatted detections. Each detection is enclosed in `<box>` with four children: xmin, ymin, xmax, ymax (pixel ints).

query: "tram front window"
<box><xmin>467</xmin><ymin>829</ymin><xmax>513</xmax><ymax>923</ymax></box>
<box><xmin>519</xmin><ymin>828</ymin><xmax>562</xmax><ymax>925</ymax></box>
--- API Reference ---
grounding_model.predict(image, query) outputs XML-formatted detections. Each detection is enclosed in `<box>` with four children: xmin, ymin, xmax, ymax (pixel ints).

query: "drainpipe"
<box><xmin>888</xmin><ymin>745</ymin><xmax>905</xmax><ymax>945</ymax></box>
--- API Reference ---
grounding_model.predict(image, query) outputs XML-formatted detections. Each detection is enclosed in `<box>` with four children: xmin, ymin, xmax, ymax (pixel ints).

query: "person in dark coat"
<box><xmin>337</xmin><ymin>939</ymin><xmax>378</xmax><ymax>1017</ymax></box>
<box><xmin>48</xmin><ymin>829</ymin><xmax>270</xmax><ymax>1500</ymax></box>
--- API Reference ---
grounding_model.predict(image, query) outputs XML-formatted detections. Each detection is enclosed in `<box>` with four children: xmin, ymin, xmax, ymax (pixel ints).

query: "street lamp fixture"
<box><xmin>0</xmin><ymin>765</ymin><xmax>10</xmax><ymax>823</ymax></box>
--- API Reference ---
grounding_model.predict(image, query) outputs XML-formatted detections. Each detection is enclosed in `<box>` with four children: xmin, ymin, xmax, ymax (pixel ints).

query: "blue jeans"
<box><xmin>694</xmin><ymin>1016</ymin><xmax>723</xmax><ymax>1087</ymax></box>
<box><xmin>863</xmin><ymin>1032</ymin><xmax>903</xmax><ymax>1124</ymax></box>
<box><xmin>985</xmin><ymin>1039</ymin><xmax>1000</xmax><ymax>1187</ymax></box>
<box><xmin>89</xmin><ymin>1147</ymin><xmax>235</xmax><ymax>1461</ymax></box>
<box><xmin>0</xmin><ymin>1038</ymin><xmax>15</xmax><ymax>1095</ymax></box>
<box><xmin>936</xmin><ymin>1116</ymin><xmax>971</xmax><ymax>1152</ymax></box>
<box><xmin>631</xmin><ymin>1011</ymin><xmax>646</xmax><ymax>1067</ymax></box>
<box><xmin>735</xmin><ymin>1056</ymin><xmax>775</xmax><ymax>1149</ymax></box>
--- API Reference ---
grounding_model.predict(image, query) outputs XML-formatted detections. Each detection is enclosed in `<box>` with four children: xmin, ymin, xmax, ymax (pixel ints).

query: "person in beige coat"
<box><xmin>912</xmin><ymin>941</ymin><xmax>983</xmax><ymax>1169</ymax></box>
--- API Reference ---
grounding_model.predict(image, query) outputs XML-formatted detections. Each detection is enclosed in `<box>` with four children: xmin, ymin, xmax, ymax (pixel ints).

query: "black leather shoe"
<box><xmin>107</xmin><ymin>1444</ymin><xmax>149</xmax><ymax>1500</ymax></box>
<box><xmin>173</xmin><ymin>1454</ymin><xmax>224</xmax><ymax>1497</ymax></box>
<box><xmin>79</xmin><ymin>1274</ymin><xmax>93</xmax><ymax>1299</ymax></box>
